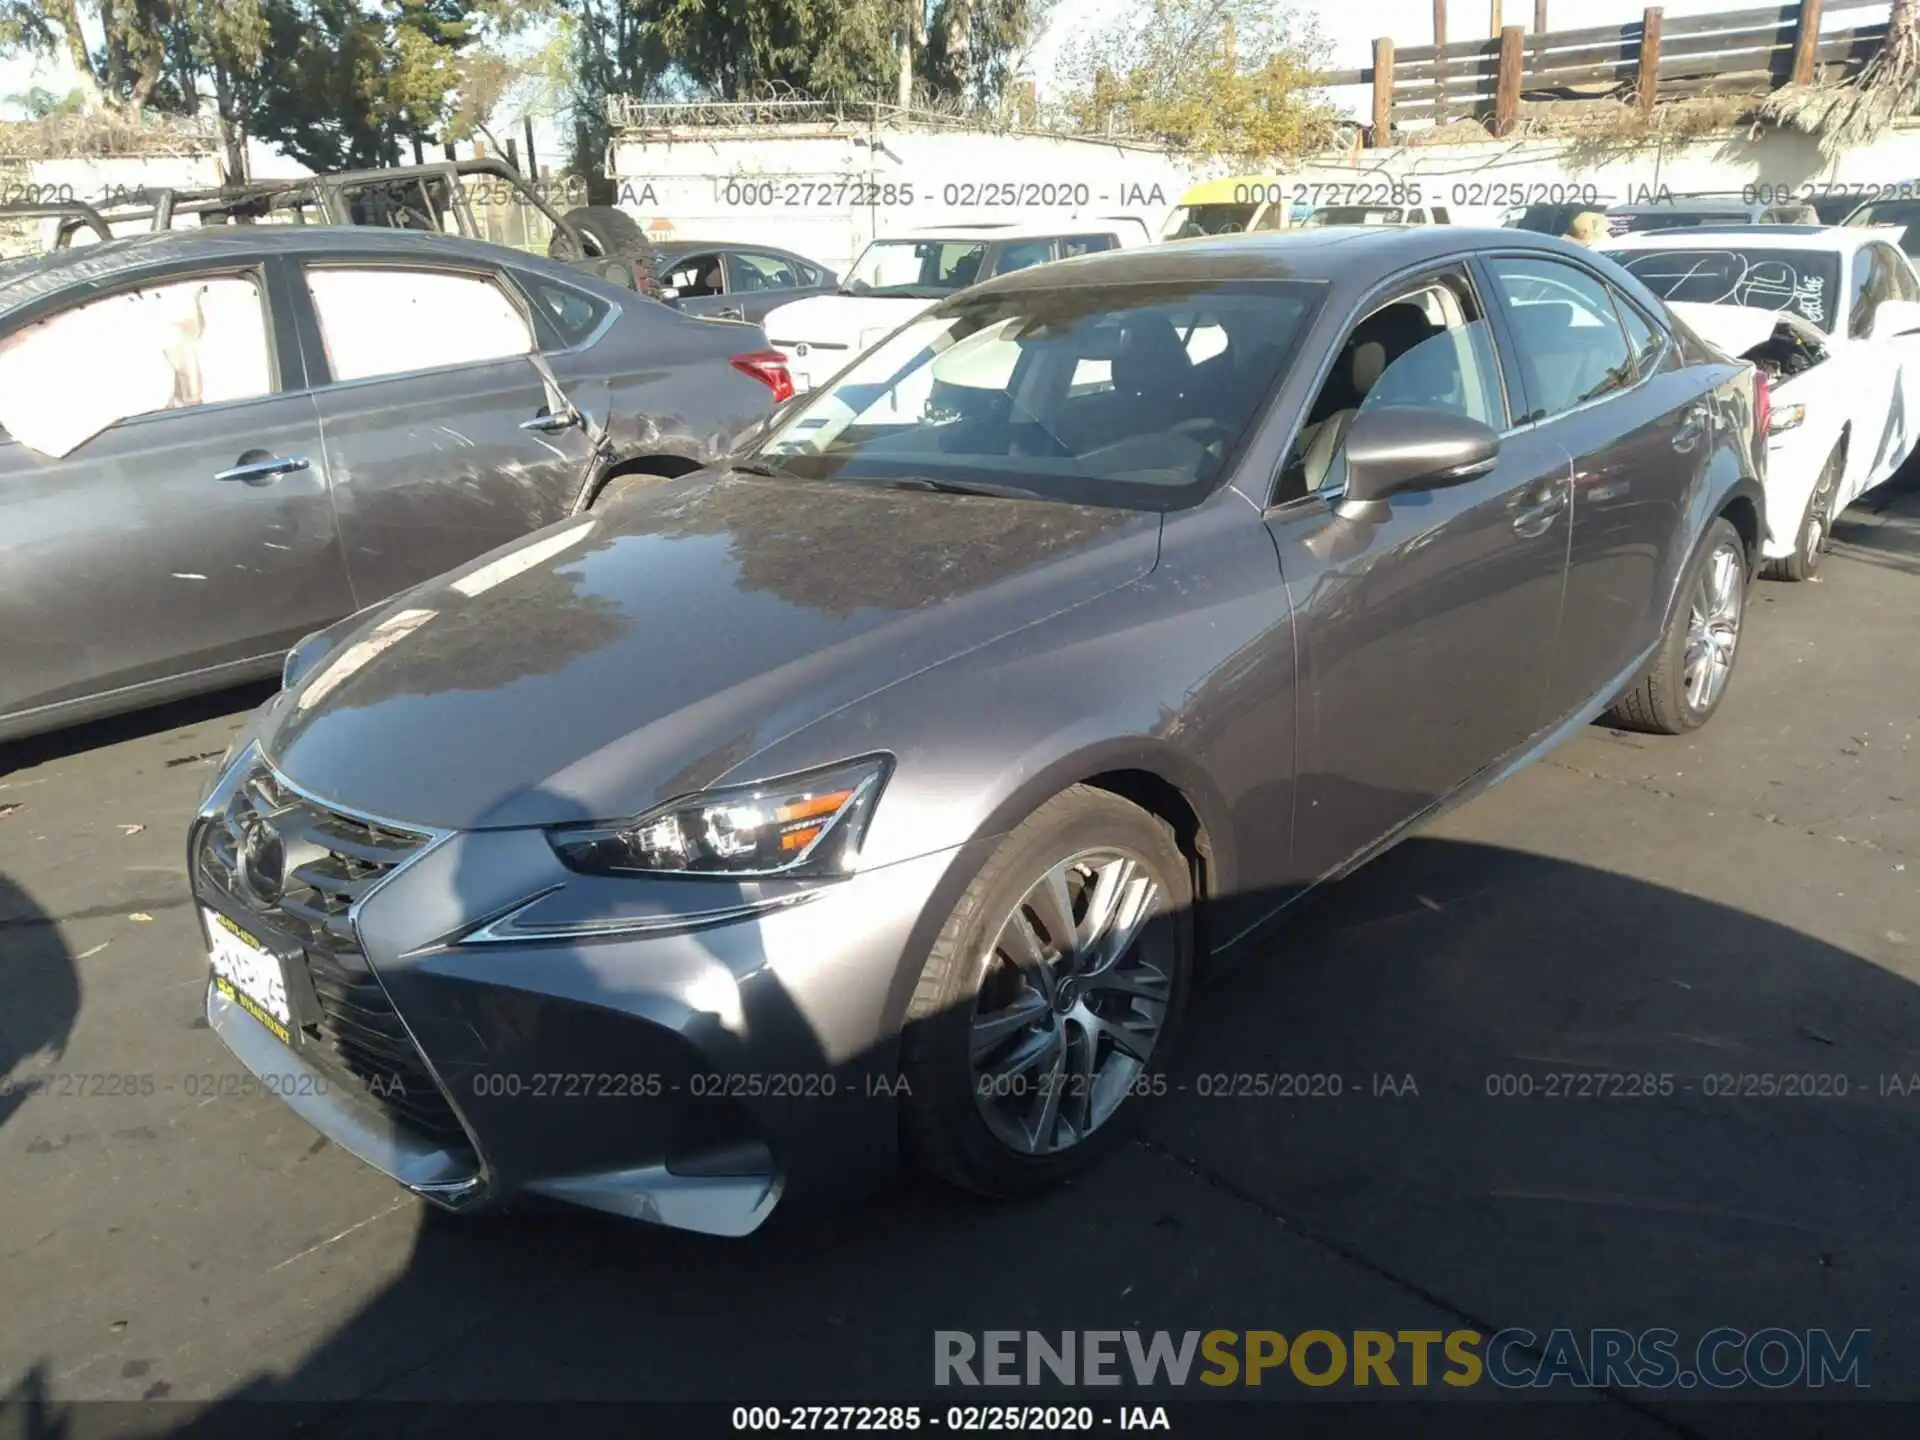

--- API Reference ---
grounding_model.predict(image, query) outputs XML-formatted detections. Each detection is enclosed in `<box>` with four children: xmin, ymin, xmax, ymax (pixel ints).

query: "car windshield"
<box><xmin>1844</xmin><ymin>199</ymin><xmax>1920</xmax><ymax>255</ymax></box>
<box><xmin>1303</xmin><ymin>206</ymin><xmax>1408</xmax><ymax>227</ymax></box>
<box><xmin>1163</xmin><ymin>203</ymin><xmax>1259</xmax><ymax>239</ymax></box>
<box><xmin>1608</xmin><ymin>247</ymin><xmax>1842</xmax><ymax>332</ymax></box>
<box><xmin>844</xmin><ymin>239</ymin><xmax>990</xmax><ymax>298</ymax></box>
<box><xmin>751</xmin><ymin>279</ymin><xmax>1324</xmax><ymax>511</ymax></box>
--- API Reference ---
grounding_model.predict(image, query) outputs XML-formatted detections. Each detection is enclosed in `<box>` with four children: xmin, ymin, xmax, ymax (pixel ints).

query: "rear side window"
<box><xmin>306</xmin><ymin>268</ymin><xmax>534</xmax><ymax>382</ymax></box>
<box><xmin>1486</xmin><ymin>257</ymin><xmax>1635</xmax><ymax>421</ymax></box>
<box><xmin>1887</xmin><ymin>246</ymin><xmax>1920</xmax><ymax>302</ymax></box>
<box><xmin>518</xmin><ymin>272</ymin><xmax>611</xmax><ymax>348</ymax></box>
<box><xmin>1848</xmin><ymin>247</ymin><xmax>1889</xmax><ymax>337</ymax></box>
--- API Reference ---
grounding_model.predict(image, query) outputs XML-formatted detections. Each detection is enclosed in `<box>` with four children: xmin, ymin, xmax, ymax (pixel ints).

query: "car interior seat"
<box><xmin>1111</xmin><ymin>313</ymin><xmax>1197</xmax><ymax>434</ymax></box>
<box><xmin>1300</xmin><ymin>302</ymin><xmax>1441</xmax><ymax>491</ymax></box>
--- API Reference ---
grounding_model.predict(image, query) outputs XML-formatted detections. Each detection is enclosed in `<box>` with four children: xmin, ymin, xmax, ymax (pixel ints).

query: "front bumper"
<box><xmin>1759</xmin><ymin>418</ymin><xmax>1836</xmax><ymax>558</ymax></box>
<box><xmin>190</xmin><ymin>750</ymin><xmax>970</xmax><ymax>1236</ymax></box>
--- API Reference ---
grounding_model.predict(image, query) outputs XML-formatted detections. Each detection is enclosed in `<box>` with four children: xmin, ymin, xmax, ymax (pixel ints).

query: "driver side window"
<box><xmin>1277</xmin><ymin>272</ymin><xmax>1505</xmax><ymax>504</ymax></box>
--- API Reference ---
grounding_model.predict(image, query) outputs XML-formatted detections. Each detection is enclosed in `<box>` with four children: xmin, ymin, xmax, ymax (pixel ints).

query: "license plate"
<box><xmin>205</xmin><ymin>908</ymin><xmax>293</xmax><ymax>1042</ymax></box>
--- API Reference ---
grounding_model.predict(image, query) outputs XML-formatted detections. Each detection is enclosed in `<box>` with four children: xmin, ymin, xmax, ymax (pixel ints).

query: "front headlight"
<box><xmin>547</xmin><ymin>756</ymin><xmax>891</xmax><ymax>879</ymax></box>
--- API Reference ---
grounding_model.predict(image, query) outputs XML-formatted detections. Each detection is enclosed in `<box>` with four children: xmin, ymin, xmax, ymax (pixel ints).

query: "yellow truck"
<box><xmin>1161</xmin><ymin>175</ymin><xmax>1454</xmax><ymax>240</ymax></box>
<box><xmin>1161</xmin><ymin>176</ymin><xmax>1294</xmax><ymax>240</ymax></box>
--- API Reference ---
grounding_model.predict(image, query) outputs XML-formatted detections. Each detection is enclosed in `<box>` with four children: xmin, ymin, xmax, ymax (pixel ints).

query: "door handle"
<box><xmin>1512</xmin><ymin>484</ymin><xmax>1568</xmax><ymax>538</ymax></box>
<box><xmin>715</xmin><ymin>306</ymin><xmax>743</xmax><ymax>319</ymax></box>
<box><xmin>520</xmin><ymin>410</ymin><xmax>579</xmax><ymax>433</ymax></box>
<box><xmin>214</xmin><ymin>454</ymin><xmax>310</xmax><ymax>484</ymax></box>
<box><xmin>1673</xmin><ymin>403</ymin><xmax>1711</xmax><ymax>451</ymax></box>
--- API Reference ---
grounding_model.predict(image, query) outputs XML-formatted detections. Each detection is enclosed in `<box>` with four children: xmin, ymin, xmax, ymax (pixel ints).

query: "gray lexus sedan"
<box><xmin>0</xmin><ymin>227</ymin><xmax>786</xmax><ymax>742</ymax></box>
<box><xmin>189</xmin><ymin>228</ymin><xmax>1767</xmax><ymax>1236</ymax></box>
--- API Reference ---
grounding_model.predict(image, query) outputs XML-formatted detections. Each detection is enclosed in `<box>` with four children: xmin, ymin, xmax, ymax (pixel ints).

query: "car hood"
<box><xmin>1666</xmin><ymin>300</ymin><xmax>1828</xmax><ymax>357</ymax></box>
<box><xmin>763</xmin><ymin>294</ymin><xmax>941</xmax><ymax>350</ymax></box>
<box><xmin>259</xmin><ymin>471</ymin><xmax>1159</xmax><ymax>832</ymax></box>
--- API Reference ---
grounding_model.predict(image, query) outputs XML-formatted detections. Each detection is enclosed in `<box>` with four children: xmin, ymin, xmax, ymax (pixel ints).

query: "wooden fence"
<box><xmin>1321</xmin><ymin>0</ymin><xmax>1895</xmax><ymax>144</ymax></box>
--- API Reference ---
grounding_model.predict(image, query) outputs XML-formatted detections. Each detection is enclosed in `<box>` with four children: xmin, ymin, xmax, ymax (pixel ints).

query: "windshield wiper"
<box><xmin>858</xmin><ymin>474</ymin><xmax>1044</xmax><ymax>500</ymax></box>
<box><xmin>731</xmin><ymin>459</ymin><xmax>798</xmax><ymax>478</ymax></box>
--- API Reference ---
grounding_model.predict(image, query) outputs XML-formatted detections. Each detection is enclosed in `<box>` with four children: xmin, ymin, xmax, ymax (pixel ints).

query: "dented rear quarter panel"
<box><xmin>547</xmin><ymin>297</ymin><xmax>775</xmax><ymax>486</ymax></box>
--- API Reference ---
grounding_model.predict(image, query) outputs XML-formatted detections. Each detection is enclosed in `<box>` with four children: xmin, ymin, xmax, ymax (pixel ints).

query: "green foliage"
<box><xmin>228</xmin><ymin>0</ymin><xmax>474</xmax><ymax>169</ymax></box>
<box><xmin>7</xmin><ymin>84</ymin><xmax>88</xmax><ymax>116</ymax></box>
<box><xmin>564</xmin><ymin>0</ymin><xmax>1053</xmax><ymax>177</ymax></box>
<box><xmin>1054</xmin><ymin>0</ymin><xmax>1339</xmax><ymax>163</ymax></box>
<box><xmin>0</xmin><ymin>0</ymin><xmax>1050</xmax><ymax>174</ymax></box>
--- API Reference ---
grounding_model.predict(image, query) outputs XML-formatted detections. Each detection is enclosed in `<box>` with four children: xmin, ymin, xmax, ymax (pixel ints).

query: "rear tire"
<box><xmin>1606</xmin><ymin>516</ymin><xmax>1748</xmax><ymax>735</ymax></box>
<box><xmin>1762</xmin><ymin>442</ymin><xmax>1841</xmax><ymax>582</ymax></box>
<box><xmin>900</xmin><ymin>786</ymin><xmax>1193</xmax><ymax>1197</ymax></box>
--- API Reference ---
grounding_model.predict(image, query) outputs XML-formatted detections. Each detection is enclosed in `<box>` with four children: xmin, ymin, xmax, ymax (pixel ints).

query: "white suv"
<box><xmin>763</xmin><ymin>220</ymin><xmax>1151</xmax><ymax>391</ymax></box>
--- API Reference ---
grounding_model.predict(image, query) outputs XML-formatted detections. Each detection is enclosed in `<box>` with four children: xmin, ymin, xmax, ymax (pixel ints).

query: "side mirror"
<box><xmin>1870</xmin><ymin>298</ymin><xmax>1920</xmax><ymax>339</ymax></box>
<box><xmin>1339</xmin><ymin>406</ymin><xmax>1501</xmax><ymax>516</ymax></box>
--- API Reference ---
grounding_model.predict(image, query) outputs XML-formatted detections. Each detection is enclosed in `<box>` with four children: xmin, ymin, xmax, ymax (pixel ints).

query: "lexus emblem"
<box><xmin>234</xmin><ymin>812</ymin><xmax>286</xmax><ymax>906</ymax></box>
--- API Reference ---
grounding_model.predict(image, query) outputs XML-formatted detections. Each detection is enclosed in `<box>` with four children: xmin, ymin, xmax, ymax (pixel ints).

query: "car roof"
<box><xmin>893</xmin><ymin>220</ymin><xmax>1139</xmax><ymax>242</ymax></box>
<box><xmin>1600</xmin><ymin>225</ymin><xmax>1886</xmax><ymax>253</ymax></box>
<box><xmin>963</xmin><ymin>225</ymin><xmax>1605</xmax><ymax>296</ymax></box>
<box><xmin>0</xmin><ymin>225</ymin><xmax>573</xmax><ymax>320</ymax></box>
<box><xmin>1607</xmin><ymin>198</ymin><xmax>1763</xmax><ymax>215</ymax></box>
<box><xmin>648</xmin><ymin>239</ymin><xmax>812</xmax><ymax>258</ymax></box>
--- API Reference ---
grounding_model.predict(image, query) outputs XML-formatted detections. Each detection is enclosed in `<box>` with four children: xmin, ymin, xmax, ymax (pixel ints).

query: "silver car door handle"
<box><xmin>1673</xmin><ymin>404</ymin><xmax>1710</xmax><ymax>450</ymax></box>
<box><xmin>1512</xmin><ymin>487</ymin><xmax>1568</xmax><ymax>538</ymax></box>
<box><xmin>214</xmin><ymin>454</ymin><xmax>310</xmax><ymax>483</ymax></box>
<box><xmin>520</xmin><ymin>411</ymin><xmax>579</xmax><ymax>433</ymax></box>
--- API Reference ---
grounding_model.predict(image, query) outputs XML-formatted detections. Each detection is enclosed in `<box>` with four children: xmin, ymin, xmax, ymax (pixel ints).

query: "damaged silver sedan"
<box><xmin>0</xmin><ymin>226</ymin><xmax>790</xmax><ymax>742</ymax></box>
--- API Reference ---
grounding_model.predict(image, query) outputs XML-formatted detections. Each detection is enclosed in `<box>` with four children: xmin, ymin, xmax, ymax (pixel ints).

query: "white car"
<box><xmin>763</xmin><ymin>220</ymin><xmax>1151</xmax><ymax>392</ymax></box>
<box><xmin>1602</xmin><ymin>226</ymin><xmax>1920</xmax><ymax>579</ymax></box>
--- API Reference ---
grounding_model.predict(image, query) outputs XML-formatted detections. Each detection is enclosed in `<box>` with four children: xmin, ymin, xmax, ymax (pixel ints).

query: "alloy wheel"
<box><xmin>969</xmin><ymin>848</ymin><xmax>1173</xmax><ymax>1156</ymax></box>
<box><xmin>1683</xmin><ymin>537</ymin><xmax>1744</xmax><ymax>713</ymax></box>
<box><xmin>1803</xmin><ymin>458</ymin><xmax>1838</xmax><ymax>573</ymax></box>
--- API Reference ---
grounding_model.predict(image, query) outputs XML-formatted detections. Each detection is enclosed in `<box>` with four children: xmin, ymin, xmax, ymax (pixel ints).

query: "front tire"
<box><xmin>900</xmin><ymin>786</ymin><xmax>1193</xmax><ymax>1197</ymax></box>
<box><xmin>1606</xmin><ymin>516</ymin><xmax>1748</xmax><ymax>735</ymax></box>
<box><xmin>1762</xmin><ymin>442</ymin><xmax>1841</xmax><ymax>582</ymax></box>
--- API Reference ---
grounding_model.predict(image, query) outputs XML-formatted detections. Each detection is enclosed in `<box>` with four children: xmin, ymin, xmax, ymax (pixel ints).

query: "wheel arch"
<box><xmin>1718</xmin><ymin>490</ymin><xmax>1763</xmax><ymax>570</ymax></box>
<box><xmin>875</xmin><ymin>735</ymin><xmax>1236</xmax><ymax>1041</ymax></box>
<box><xmin>577</xmin><ymin>452</ymin><xmax>706</xmax><ymax>510</ymax></box>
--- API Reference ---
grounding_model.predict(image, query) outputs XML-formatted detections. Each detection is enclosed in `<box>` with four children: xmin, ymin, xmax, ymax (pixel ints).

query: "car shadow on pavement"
<box><xmin>0</xmin><ymin>681</ymin><xmax>276</xmax><ymax>779</ymax></box>
<box><xmin>1830</xmin><ymin>453</ymin><xmax>1920</xmax><ymax>579</ymax></box>
<box><xmin>5</xmin><ymin>835</ymin><xmax>1911</xmax><ymax>1434</ymax></box>
<box><xmin>0</xmin><ymin>873</ymin><xmax>78</xmax><ymax>1135</ymax></box>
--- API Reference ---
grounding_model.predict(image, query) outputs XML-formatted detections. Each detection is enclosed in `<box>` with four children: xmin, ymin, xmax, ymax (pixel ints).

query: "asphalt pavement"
<box><xmin>2</xmin><ymin>473</ymin><xmax>1917</xmax><ymax>1437</ymax></box>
